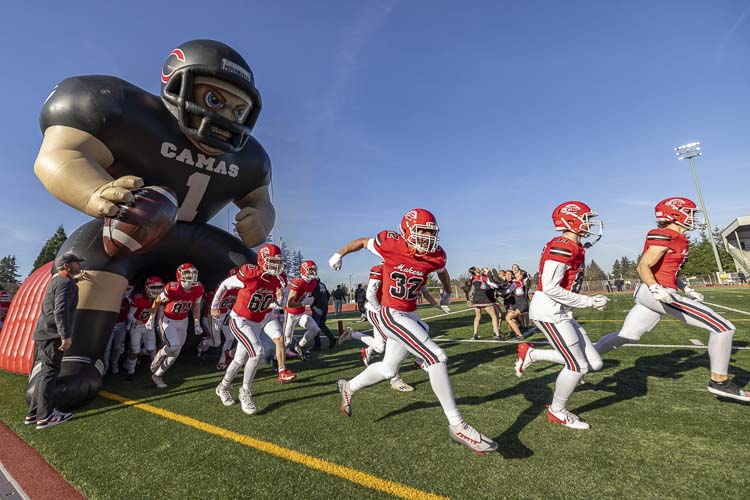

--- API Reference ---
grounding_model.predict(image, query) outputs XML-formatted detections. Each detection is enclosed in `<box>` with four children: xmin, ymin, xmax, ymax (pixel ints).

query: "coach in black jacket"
<box><xmin>311</xmin><ymin>280</ymin><xmax>337</xmax><ymax>350</ymax></box>
<box><xmin>26</xmin><ymin>252</ymin><xmax>84</xmax><ymax>429</ymax></box>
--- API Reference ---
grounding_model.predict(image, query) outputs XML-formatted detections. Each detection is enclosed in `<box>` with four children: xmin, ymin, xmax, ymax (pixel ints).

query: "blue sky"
<box><xmin>1</xmin><ymin>0</ymin><xmax>749</xmax><ymax>288</ymax></box>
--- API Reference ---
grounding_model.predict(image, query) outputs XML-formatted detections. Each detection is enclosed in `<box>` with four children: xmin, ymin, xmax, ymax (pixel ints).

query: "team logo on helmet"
<box><xmin>161</xmin><ymin>48</ymin><xmax>186</xmax><ymax>84</ymax></box>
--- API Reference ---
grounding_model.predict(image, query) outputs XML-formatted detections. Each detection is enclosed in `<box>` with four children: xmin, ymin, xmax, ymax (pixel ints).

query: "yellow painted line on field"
<box><xmin>98</xmin><ymin>390</ymin><xmax>447</xmax><ymax>500</ymax></box>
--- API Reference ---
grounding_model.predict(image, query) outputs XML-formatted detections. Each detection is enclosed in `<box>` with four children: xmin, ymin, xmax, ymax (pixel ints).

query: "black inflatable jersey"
<box><xmin>40</xmin><ymin>76</ymin><xmax>271</xmax><ymax>224</ymax></box>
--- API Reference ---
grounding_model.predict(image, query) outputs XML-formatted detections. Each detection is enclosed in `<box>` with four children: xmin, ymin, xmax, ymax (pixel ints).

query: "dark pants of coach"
<box><xmin>28</xmin><ymin>339</ymin><xmax>64</xmax><ymax>418</ymax></box>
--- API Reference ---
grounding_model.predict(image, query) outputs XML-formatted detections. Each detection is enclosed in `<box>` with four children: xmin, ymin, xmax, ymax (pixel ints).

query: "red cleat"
<box><xmin>278</xmin><ymin>368</ymin><xmax>297</xmax><ymax>383</ymax></box>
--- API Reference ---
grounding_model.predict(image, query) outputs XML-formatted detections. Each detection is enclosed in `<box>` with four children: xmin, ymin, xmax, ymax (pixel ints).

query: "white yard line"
<box><xmin>702</xmin><ymin>301</ymin><xmax>750</xmax><ymax>317</ymax></box>
<box><xmin>432</xmin><ymin>338</ymin><xmax>750</xmax><ymax>350</ymax></box>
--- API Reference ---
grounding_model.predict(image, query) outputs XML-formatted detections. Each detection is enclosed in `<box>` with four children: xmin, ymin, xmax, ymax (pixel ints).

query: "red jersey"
<box><xmin>285</xmin><ymin>277</ymin><xmax>318</xmax><ymax>314</ymax></box>
<box><xmin>160</xmin><ymin>281</ymin><xmax>205</xmax><ymax>320</ymax></box>
<box><xmin>643</xmin><ymin>227</ymin><xmax>689</xmax><ymax>289</ymax></box>
<box><xmin>372</xmin><ymin>230</ymin><xmax>446</xmax><ymax>312</ymax></box>
<box><xmin>205</xmin><ymin>289</ymin><xmax>239</xmax><ymax>315</ymax></box>
<box><xmin>130</xmin><ymin>293</ymin><xmax>154</xmax><ymax>325</ymax></box>
<box><xmin>369</xmin><ymin>264</ymin><xmax>384</xmax><ymax>303</ymax></box>
<box><xmin>537</xmin><ymin>237</ymin><xmax>585</xmax><ymax>293</ymax></box>
<box><xmin>116</xmin><ymin>297</ymin><xmax>130</xmax><ymax>323</ymax></box>
<box><xmin>232</xmin><ymin>264</ymin><xmax>285</xmax><ymax>322</ymax></box>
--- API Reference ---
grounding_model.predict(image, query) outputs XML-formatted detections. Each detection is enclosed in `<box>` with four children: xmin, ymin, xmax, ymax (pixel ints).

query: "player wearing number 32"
<box><xmin>29</xmin><ymin>40</ymin><xmax>273</xmax><ymax>409</ymax></box>
<box><xmin>329</xmin><ymin>208</ymin><xmax>498</xmax><ymax>454</ymax></box>
<box><xmin>514</xmin><ymin>201</ymin><xmax>609</xmax><ymax>430</ymax></box>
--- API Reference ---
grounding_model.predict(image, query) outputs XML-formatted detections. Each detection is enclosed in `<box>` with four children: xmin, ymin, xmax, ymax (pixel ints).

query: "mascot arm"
<box><xmin>234</xmin><ymin>184</ymin><xmax>275</xmax><ymax>247</ymax></box>
<box><xmin>34</xmin><ymin>125</ymin><xmax>143</xmax><ymax>218</ymax></box>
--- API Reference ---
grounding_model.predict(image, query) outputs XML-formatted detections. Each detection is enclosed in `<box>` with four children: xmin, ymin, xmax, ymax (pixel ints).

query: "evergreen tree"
<box><xmin>611</xmin><ymin>258</ymin><xmax>622</xmax><ymax>279</ymax></box>
<box><xmin>0</xmin><ymin>255</ymin><xmax>21</xmax><ymax>291</ymax></box>
<box><xmin>585</xmin><ymin>260</ymin><xmax>607</xmax><ymax>281</ymax></box>
<box><xmin>32</xmin><ymin>225</ymin><xmax>67</xmax><ymax>273</ymax></box>
<box><xmin>289</xmin><ymin>250</ymin><xmax>303</xmax><ymax>277</ymax></box>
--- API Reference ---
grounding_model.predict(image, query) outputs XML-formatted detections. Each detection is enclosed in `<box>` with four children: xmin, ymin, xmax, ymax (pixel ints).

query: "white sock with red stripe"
<box><xmin>427</xmin><ymin>362</ymin><xmax>463</xmax><ymax>426</ymax></box>
<box><xmin>708</xmin><ymin>329</ymin><xmax>734</xmax><ymax>375</ymax></box>
<box><xmin>529</xmin><ymin>349</ymin><xmax>565</xmax><ymax>365</ymax></box>
<box><xmin>595</xmin><ymin>332</ymin><xmax>629</xmax><ymax>354</ymax></box>
<box><xmin>242</xmin><ymin>355</ymin><xmax>261</xmax><ymax>392</ymax></box>
<box><xmin>550</xmin><ymin>368</ymin><xmax>583</xmax><ymax>413</ymax></box>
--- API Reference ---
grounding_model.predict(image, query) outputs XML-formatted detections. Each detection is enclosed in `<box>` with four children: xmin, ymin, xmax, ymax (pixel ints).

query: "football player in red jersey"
<box><xmin>514</xmin><ymin>202</ymin><xmax>610</xmax><ymax>430</ymax></box>
<box><xmin>147</xmin><ymin>263</ymin><xmax>205</xmax><ymax>388</ymax></box>
<box><xmin>329</xmin><ymin>208</ymin><xmax>497</xmax><ymax>454</ymax></box>
<box><xmin>198</xmin><ymin>267</ymin><xmax>240</xmax><ymax>366</ymax></box>
<box><xmin>124</xmin><ymin>276</ymin><xmax>164</xmax><ymax>379</ymax></box>
<box><xmin>103</xmin><ymin>286</ymin><xmax>133</xmax><ymax>375</ymax></box>
<box><xmin>595</xmin><ymin>197</ymin><xmax>749</xmax><ymax>402</ymax></box>
<box><xmin>341</xmin><ymin>263</ymin><xmax>449</xmax><ymax>392</ymax></box>
<box><xmin>212</xmin><ymin>243</ymin><xmax>290</xmax><ymax>413</ymax></box>
<box><xmin>284</xmin><ymin>260</ymin><xmax>322</xmax><ymax>358</ymax></box>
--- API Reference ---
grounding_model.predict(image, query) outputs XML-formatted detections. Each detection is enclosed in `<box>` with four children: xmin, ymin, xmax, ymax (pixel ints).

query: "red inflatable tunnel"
<box><xmin>0</xmin><ymin>262</ymin><xmax>54</xmax><ymax>375</ymax></box>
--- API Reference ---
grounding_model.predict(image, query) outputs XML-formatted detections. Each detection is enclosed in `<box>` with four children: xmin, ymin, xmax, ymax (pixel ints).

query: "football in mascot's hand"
<box><xmin>103</xmin><ymin>186</ymin><xmax>178</xmax><ymax>257</ymax></box>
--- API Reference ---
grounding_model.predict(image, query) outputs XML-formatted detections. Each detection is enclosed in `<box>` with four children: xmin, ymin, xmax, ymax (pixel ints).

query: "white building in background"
<box><xmin>721</xmin><ymin>216</ymin><xmax>750</xmax><ymax>279</ymax></box>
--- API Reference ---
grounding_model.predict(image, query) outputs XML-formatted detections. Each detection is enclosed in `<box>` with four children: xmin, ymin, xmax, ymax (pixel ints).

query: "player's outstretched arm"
<box><xmin>636</xmin><ymin>246</ymin><xmax>669</xmax><ymax>287</ymax></box>
<box><xmin>211</xmin><ymin>276</ymin><xmax>243</xmax><ymax>317</ymax></box>
<box><xmin>234</xmin><ymin>185</ymin><xmax>275</xmax><ymax>247</ymax></box>
<box><xmin>329</xmin><ymin>237</ymin><xmax>370</xmax><ymax>270</ymax></box>
<box><xmin>34</xmin><ymin>126</ymin><xmax>143</xmax><ymax>218</ymax></box>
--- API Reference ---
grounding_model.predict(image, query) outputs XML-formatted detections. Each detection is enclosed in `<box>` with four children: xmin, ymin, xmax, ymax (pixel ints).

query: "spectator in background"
<box><xmin>738</xmin><ymin>272</ymin><xmax>747</xmax><ymax>285</ymax></box>
<box><xmin>605</xmin><ymin>280</ymin><xmax>613</xmax><ymax>293</ymax></box>
<box><xmin>354</xmin><ymin>283</ymin><xmax>367</xmax><ymax>321</ymax></box>
<box><xmin>513</xmin><ymin>269</ymin><xmax>530</xmax><ymax>333</ymax></box>
<box><xmin>465</xmin><ymin>267</ymin><xmax>502</xmax><ymax>340</ymax></box>
<box><xmin>311</xmin><ymin>279</ymin><xmax>338</xmax><ymax>350</ymax></box>
<box><xmin>333</xmin><ymin>285</ymin><xmax>345</xmax><ymax>317</ymax></box>
<box><xmin>25</xmin><ymin>252</ymin><xmax>84</xmax><ymax>429</ymax></box>
<box><xmin>504</xmin><ymin>270</ymin><xmax>524</xmax><ymax>340</ymax></box>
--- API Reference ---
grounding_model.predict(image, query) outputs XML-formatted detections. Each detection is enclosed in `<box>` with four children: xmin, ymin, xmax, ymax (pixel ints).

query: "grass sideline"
<box><xmin>0</xmin><ymin>287</ymin><xmax>748</xmax><ymax>499</ymax></box>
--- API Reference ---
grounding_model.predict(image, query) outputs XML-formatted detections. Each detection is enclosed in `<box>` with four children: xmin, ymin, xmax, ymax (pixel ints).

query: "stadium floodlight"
<box><xmin>673</xmin><ymin>141</ymin><xmax>725</xmax><ymax>276</ymax></box>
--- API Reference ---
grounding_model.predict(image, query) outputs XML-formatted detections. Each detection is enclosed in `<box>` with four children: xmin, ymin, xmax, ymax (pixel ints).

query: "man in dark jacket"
<box><xmin>25</xmin><ymin>252</ymin><xmax>84</xmax><ymax>429</ymax></box>
<box><xmin>354</xmin><ymin>284</ymin><xmax>367</xmax><ymax>321</ymax></box>
<box><xmin>311</xmin><ymin>280</ymin><xmax>337</xmax><ymax>350</ymax></box>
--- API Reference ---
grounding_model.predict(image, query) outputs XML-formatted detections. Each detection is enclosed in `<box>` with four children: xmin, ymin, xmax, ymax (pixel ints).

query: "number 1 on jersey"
<box><xmin>177</xmin><ymin>172</ymin><xmax>211</xmax><ymax>222</ymax></box>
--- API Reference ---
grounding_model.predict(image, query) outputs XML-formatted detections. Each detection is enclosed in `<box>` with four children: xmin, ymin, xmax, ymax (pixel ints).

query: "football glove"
<box><xmin>268</xmin><ymin>302</ymin><xmax>281</xmax><ymax>311</ymax></box>
<box><xmin>589</xmin><ymin>294</ymin><xmax>609</xmax><ymax>311</ymax></box>
<box><xmin>440</xmin><ymin>290</ymin><xmax>452</xmax><ymax>305</ymax></box>
<box><xmin>683</xmin><ymin>286</ymin><xmax>704</xmax><ymax>302</ymax></box>
<box><xmin>194</xmin><ymin>323</ymin><xmax>203</xmax><ymax>336</ymax></box>
<box><xmin>649</xmin><ymin>284</ymin><xmax>673</xmax><ymax>304</ymax></box>
<box><xmin>440</xmin><ymin>305</ymin><xmax>451</xmax><ymax>314</ymax></box>
<box><xmin>329</xmin><ymin>252</ymin><xmax>343</xmax><ymax>271</ymax></box>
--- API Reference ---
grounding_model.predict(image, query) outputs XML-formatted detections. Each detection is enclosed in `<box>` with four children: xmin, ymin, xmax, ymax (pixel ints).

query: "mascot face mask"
<box><xmin>160</xmin><ymin>39</ymin><xmax>262</xmax><ymax>153</ymax></box>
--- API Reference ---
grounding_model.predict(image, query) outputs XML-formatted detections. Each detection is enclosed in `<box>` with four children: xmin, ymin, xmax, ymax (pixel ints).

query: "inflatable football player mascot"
<box><xmin>27</xmin><ymin>40</ymin><xmax>274</xmax><ymax>408</ymax></box>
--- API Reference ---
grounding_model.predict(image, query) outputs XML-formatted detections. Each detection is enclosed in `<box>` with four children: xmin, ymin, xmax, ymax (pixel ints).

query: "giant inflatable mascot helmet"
<box><xmin>22</xmin><ymin>39</ymin><xmax>275</xmax><ymax>408</ymax></box>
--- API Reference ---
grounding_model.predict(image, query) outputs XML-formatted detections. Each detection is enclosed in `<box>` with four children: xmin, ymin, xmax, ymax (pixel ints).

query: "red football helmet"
<box><xmin>144</xmin><ymin>276</ymin><xmax>165</xmax><ymax>299</ymax></box>
<box><xmin>552</xmin><ymin>201</ymin><xmax>602</xmax><ymax>238</ymax></box>
<box><xmin>400</xmin><ymin>208</ymin><xmax>439</xmax><ymax>254</ymax></box>
<box><xmin>655</xmin><ymin>197</ymin><xmax>704</xmax><ymax>230</ymax></box>
<box><xmin>300</xmin><ymin>260</ymin><xmax>318</xmax><ymax>281</ymax></box>
<box><xmin>176</xmin><ymin>263</ymin><xmax>199</xmax><ymax>289</ymax></box>
<box><xmin>228</xmin><ymin>266</ymin><xmax>240</xmax><ymax>277</ymax></box>
<box><xmin>257</xmin><ymin>244</ymin><xmax>285</xmax><ymax>276</ymax></box>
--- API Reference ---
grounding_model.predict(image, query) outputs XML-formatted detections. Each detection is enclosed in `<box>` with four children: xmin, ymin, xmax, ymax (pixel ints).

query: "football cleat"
<box><xmin>294</xmin><ymin>344</ymin><xmax>306</xmax><ymax>360</ymax></box>
<box><xmin>413</xmin><ymin>357</ymin><xmax>429</xmax><ymax>373</ymax></box>
<box><xmin>448</xmin><ymin>421</ymin><xmax>498</xmax><ymax>454</ymax></box>
<box><xmin>338</xmin><ymin>327</ymin><xmax>353</xmax><ymax>343</ymax></box>
<box><xmin>215</xmin><ymin>384</ymin><xmax>234</xmax><ymax>406</ymax></box>
<box><xmin>546</xmin><ymin>406</ymin><xmax>590</xmax><ymax>430</ymax></box>
<box><xmin>707</xmin><ymin>379</ymin><xmax>750</xmax><ymax>402</ymax></box>
<box><xmin>337</xmin><ymin>379</ymin><xmax>352</xmax><ymax>417</ymax></box>
<box><xmin>23</xmin><ymin>414</ymin><xmax>37</xmax><ymax>425</ymax></box>
<box><xmin>390</xmin><ymin>377</ymin><xmax>414</xmax><ymax>392</ymax></box>
<box><xmin>239</xmin><ymin>387</ymin><xmax>256</xmax><ymax>415</ymax></box>
<box><xmin>278</xmin><ymin>368</ymin><xmax>297</xmax><ymax>383</ymax></box>
<box><xmin>514</xmin><ymin>343</ymin><xmax>534</xmax><ymax>377</ymax></box>
<box><xmin>472</xmin><ymin>334</ymin><xmax>480</xmax><ymax>340</ymax></box>
<box><xmin>151</xmin><ymin>375</ymin><xmax>168</xmax><ymax>389</ymax></box>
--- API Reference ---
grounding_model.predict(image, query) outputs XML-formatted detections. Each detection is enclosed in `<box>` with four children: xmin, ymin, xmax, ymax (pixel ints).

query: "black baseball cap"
<box><xmin>55</xmin><ymin>252</ymin><xmax>85</xmax><ymax>268</ymax></box>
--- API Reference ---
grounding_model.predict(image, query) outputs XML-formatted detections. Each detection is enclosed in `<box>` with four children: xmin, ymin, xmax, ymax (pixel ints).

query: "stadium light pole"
<box><xmin>674</xmin><ymin>141</ymin><xmax>725</xmax><ymax>276</ymax></box>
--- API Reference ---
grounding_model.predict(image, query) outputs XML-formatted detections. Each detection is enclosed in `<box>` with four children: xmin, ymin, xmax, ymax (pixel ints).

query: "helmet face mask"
<box><xmin>300</xmin><ymin>260</ymin><xmax>318</xmax><ymax>281</ymax></box>
<box><xmin>257</xmin><ymin>244</ymin><xmax>285</xmax><ymax>277</ymax></box>
<box><xmin>176</xmin><ymin>264</ymin><xmax>198</xmax><ymax>289</ymax></box>
<box><xmin>655</xmin><ymin>197</ymin><xmax>704</xmax><ymax>230</ymax></box>
<box><xmin>145</xmin><ymin>276</ymin><xmax>165</xmax><ymax>299</ymax></box>
<box><xmin>401</xmin><ymin>209</ymin><xmax>440</xmax><ymax>254</ymax></box>
<box><xmin>160</xmin><ymin>40</ymin><xmax>262</xmax><ymax>153</ymax></box>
